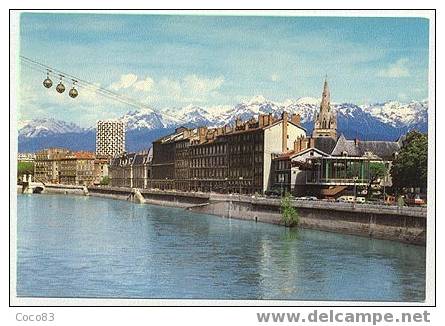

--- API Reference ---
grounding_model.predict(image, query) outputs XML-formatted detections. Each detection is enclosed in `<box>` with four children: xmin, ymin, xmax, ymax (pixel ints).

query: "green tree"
<box><xmin>390</xmin><ymin>131</ymin><xmax>428</xmax><ymax>190</ymax></box>
<box><xmin>367</xmin><ymin>162</ymin><xmax>388</xmax><ymax>198</ymax></box>
<box><xmin>17</xmin><ymin>161</ymin><xmax>34</xmax><ymax>177</ymax></box>
<box><xmin>280</xmin><ymin>192</ymin><xmax>299</xmax><ymax>227</ymax></box>
<box><xmin>100</xmin><ymin>176</ymin><xmax>110</xmax><ymax>185</ymax></box>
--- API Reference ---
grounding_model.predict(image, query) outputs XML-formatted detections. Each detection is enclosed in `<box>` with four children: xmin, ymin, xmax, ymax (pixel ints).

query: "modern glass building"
<box><xmin>306</xmin><ymin>156</ymin><xmax>373</xmax><ymax>186</ymax></box>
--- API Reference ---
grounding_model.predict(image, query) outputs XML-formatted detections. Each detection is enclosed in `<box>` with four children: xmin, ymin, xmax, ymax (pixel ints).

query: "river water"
<box><xmin>16</xmin><ymin>194</ymin><xmax>426</xmax><ymax>301</ymax></box>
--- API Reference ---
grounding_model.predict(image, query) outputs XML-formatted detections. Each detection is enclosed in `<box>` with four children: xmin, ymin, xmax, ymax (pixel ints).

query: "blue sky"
<box><xmin>18</xmin><ymin>12</ymin><xmax>430</xmax><ymax>127</ymax></box>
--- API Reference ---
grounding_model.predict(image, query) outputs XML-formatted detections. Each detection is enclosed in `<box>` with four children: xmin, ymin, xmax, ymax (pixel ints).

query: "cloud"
<box><xmin>107</xmin><ymin>73</ymin><xmax>225</xmax><ymax>105</ymax></box>
<box><xmin>133</xmin><ymin>77</ymin><xmax>154</xmax><ymax>92</ymax></box>
<box><xmin>377</xmin><ymin>58</ymin><xmax>410</xmax><ymax>78</ymax></box>
<box><xmin>110</xmin><ymin>73</ymin><xmax>138</xmax><ymax>90</ymax></box>
<box><xmin>18</xmin><ymin>75</ymin><xmax>128</xmax><ymax>127</ymax></box>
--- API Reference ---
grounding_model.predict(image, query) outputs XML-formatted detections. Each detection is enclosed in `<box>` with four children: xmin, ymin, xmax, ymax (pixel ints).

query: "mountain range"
<box><xmin>17</xmin><ymin>97</ymin><xmax>428</xmax><ymax>153</ymax></box>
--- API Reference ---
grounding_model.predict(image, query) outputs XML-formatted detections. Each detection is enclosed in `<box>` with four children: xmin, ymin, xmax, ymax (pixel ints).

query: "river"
<box><xmin>16</xmin><ymin>194</ymin><xmax>426</xmax><ymax>301</ymax></box>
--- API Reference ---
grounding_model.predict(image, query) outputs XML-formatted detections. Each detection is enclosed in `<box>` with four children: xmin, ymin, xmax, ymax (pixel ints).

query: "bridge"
<box><xmin>20</xmin><ymin>175</ymin><xmax>89</xmax><ymax>195</ymax></box>
<box><xmin>20</xmin><ymin>174</ymin><xmax>45</xmax><ymax>194</ymax></box>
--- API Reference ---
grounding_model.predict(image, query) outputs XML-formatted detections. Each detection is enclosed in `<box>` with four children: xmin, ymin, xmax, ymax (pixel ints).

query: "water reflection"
<box><xmin>17</xmin><ymin>194</ymin><xmax>425</xmax><ymax>301</ymax></box>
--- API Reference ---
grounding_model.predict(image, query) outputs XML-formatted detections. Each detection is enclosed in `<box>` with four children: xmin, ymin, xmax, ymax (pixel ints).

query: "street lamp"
<box><xmin>382</xmin><ymin>165</ymin><xmax>389</xmax><ymax>203</ymax></box>
<box><xmin>353</xmin><ymin>176</ymin><xmax>358</xmax><ymax>203</ymax></box>
<box><xmin>239</xmin><ymin>176</ymin><xmax>243</xmax><ymax>200</ymax></box>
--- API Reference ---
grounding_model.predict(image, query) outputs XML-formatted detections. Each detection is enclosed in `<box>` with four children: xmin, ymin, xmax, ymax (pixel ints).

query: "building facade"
<box><xmin>34</xmin><ymin>148</ymin><xmax>71</xmax><ymax>183</ymax></box>
<box><xmin>271</xmin><ymin>135</ymin><xmax>401</xmax><ymax>198</ymax></box>
<box><xmin>34</xmin><ymin>148</ymin><xmax>99</xmax><ymax>186</ymax></box>
<box><xmin>17</xmin><ymin>152</ymin><xmax>36</xmax><ymax>162</ymax></box>
<box><xmin>150</xmin><ymin>112</ymin><xmax>306</xmax><ymax>194</ymax></box>
<box><xmin>109</xmin><ymin>150</ymin><xmax>152</xmax><ymax>188</ymax></box>
<box><xmin>96</xmin><ymin>120</ymin><xmax>125</xmax><ymax>158</ymax></box>
<box><xmin>270</xmin><ymin>78</ymin><xmax>401</xmax><ymax>198</ymax></box>
<box><xmin>58</xmin><ymin>151</ymin><xmax>96</xmax><ymax>186</ymax></box>
<box><xmin>93</xmin><ymin>157</ymin><xmax>109</xmax><ymax>185</ymax></box>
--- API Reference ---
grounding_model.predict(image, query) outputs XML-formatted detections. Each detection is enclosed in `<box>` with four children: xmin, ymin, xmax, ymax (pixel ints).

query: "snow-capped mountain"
<box><xmin>18</xmin><ymin>118</ymin><xmax>85</xmax><ymax>138</ymax></box>
<box><xmin>362</xmin><ymin>100</ymin><xmax>428</xmax><ymax>128</ymax></box>
<box><xmin>120</xmin><ymin>108</ymin><xmax>179</xmax><ymax>130</ymax></box>
<box><xmin>17</xmin><ymin>98</ymin><xmax>428</xmax><ymax>152</ymax></box>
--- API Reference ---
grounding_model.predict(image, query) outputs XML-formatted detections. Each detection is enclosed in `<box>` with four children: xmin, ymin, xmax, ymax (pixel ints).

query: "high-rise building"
<box><xmin>312</xmin><ymin>78</ymin><xmax>337</xmax><ymax>139</ymax></box>
<box><xmin>96</xmin><ymin>120</ymin><xmax>125</xmax><ymax>158</ymax></box>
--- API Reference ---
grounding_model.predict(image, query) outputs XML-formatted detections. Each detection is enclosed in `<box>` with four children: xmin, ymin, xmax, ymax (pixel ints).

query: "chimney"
<box><xmin>235</xmin><ymin>117</ymin><xmax>242</xmax><ymax>129</ymax></box>
<box><xmin>354</xmin><ymin>138</ymin><xmax>359</xmax><ymax>146</ymax></box>
<box><xmin>309</xmin><ymin>137</ymin><xmax>315</xmax><ymax>148</ymax></box>
<box><xmin>294</xmin><ymin>139</ymin><xmax>300</xmax><ymax>153</ymax></box>
<box><xmin>198</xmin><ymin>127</ymin><xmax>207</xmax><ymax>143</ymax></box>
<box><xmin>259</xmin><ymin>114</ymin><xmax>265</xmax><ymax>128</ymax></box>
<box><xmin>282</xmin><ymin>112</ymin><xmax>288</xmax><ymax>152</ymax></box>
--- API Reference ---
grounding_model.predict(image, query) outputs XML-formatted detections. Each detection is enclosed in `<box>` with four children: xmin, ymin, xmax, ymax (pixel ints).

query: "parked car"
<box><xmin>296</xmin><ymin>196</ymin><xmax>318</xmax><ymax>201</ymax></box>
<box><xmin>355</xmin><ymin>197</ymin><xmax>366</xmax><ymax>204</ymax></box>
<box><xmin>405</xmin><ymin>194</ymin><xmax>426</xmax><ymax>206</ymax></box>
<box><xmin>336</xmin><ymin>196</ymin><xmax>354</xmax><ymax>203</ymax></box>
<box><xmin>337</xmin><ymin>196</ymin><xmax>366</xmax><ymax>203</ymax></box>
<box><xmin>265</xmin><ymin>189</ymin><xmax>281</xmax><ymax>197</ymax></box>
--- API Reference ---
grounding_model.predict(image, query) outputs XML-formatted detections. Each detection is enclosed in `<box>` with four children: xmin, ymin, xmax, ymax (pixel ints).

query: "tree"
<box><xmin>367</xmin><ymin>162</ymin><xmax>388</xmax><ymax>198</ymax></box>
<box><xmin>390</xmin><ymin>131</ymin><xmax>428</xmax><ymax>191</ymax></box>
<box><xmin>100</xmin><ymin>176</ymin><xmax>110</xmax><ymax>185</ymax></box>
<box><xmin>17</xmin><ymin>162</ymin><xmax>34</xmax><ymax>178</ymax></box>
<box><xmin>280</xmin><ymin>193</ymin><xmax>299</xmax><ymax>227</ymax></box>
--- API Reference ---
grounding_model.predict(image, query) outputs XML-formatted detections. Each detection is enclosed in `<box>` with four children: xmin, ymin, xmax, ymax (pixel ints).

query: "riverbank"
<box><xmin>17</xmin><ymin>184</ymin><xmax>427</xmax><ymax>245</ymax></box>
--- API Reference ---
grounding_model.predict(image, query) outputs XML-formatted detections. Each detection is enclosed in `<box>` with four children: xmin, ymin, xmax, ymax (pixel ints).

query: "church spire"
<box><xmin>320</xmin><ymin>76</ymin><xmax>330</xmax><ymax>112</ymax></box>
<box><xmin>312</xmin><ymin>76</ymin><xmax>337</xmax><ymax>139</ymax></box>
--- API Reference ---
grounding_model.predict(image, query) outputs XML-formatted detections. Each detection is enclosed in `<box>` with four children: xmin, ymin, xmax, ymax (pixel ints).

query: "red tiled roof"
<box><xmin>73</xmin><ymin>151</ymin><xmax>95</xmax><ymax>159</ymax></box>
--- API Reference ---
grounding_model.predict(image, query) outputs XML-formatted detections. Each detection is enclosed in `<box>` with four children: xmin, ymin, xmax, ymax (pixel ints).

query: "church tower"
<box><xmin>312</xmin><ymin>77</ymin><xmax>337</xmax><ymax>139</ymax></box>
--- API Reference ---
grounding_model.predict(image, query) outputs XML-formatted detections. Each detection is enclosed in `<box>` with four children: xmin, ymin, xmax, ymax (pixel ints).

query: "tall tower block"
<box><xmin>96</xmin><ymin>120</ymin><xmax>126</xmax><ymax>158</ymax></box>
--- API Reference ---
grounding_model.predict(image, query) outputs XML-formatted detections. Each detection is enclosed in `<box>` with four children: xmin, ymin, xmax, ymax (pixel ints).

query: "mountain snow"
<box><xmin>18</xmin><ymin>97</ymin><xmax>428</xmax><ymax>140</ymax></box>
<box><xmin>362</xmin><ymin>100</ymin><xmax>428</xmax><ymax>127</ymax></box>
<box><xmin>18</xmin><ymin>118</ymin><xmax>85</xmax><ymax>138</ymax></box>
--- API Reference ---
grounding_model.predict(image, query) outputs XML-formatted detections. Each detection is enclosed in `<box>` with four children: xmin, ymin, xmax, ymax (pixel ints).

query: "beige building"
<box><xmin>17</xmin><ymin>152</ymin><xmax>36</xmax><ymax>162</ymax></box>
<box><xmin>96</xmin><ymin>120</ymin><xmax>125</xmax><ymax>158</ymax></box>
<box><xmin>34</xmin><ymin>148</ymin><xmax>71</xmax><ymax>183</ymax></box>
<box><xmin>93</xmin><ymin>157</ymin><xmax>109</xmax><ymax>185</ymax></box>
<box><xmin>58</xmin><ymin>152</ymin><xmax>96</xmax><ymax>186</ymax></box>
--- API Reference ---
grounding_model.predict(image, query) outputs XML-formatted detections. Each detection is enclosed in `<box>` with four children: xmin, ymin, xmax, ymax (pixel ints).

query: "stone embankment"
<box><xmin>19</xmin><ymin>184</ymin><xmax>428</xmax><ymax>245</ymax></box>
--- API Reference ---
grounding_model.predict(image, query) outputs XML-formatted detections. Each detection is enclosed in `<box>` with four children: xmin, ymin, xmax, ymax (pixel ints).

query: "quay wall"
<box><xmin>19</xmin><ymin>184</ymin><xmax>427</xmax><ymax>245</ymax></box>
<box><xmin>188</xmin><ymin>199</ymin><xmax>426</xmax><ymax>245</ymax></box>
<box><xmin>43</xmin><ymin>184</ymin><xmax>86</xmax><ymax>195</ymax></box>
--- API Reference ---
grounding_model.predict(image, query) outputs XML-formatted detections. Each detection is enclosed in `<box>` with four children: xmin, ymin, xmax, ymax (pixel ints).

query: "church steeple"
<box><xmin>312</xmin><ymin>77</ymin><xmax>337</xmax><ymax>139</ymax></box>
<box><xmin>320</xmin><ymin>77</ymin><xmax>330</xmax><ymax>112</ymax></box>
